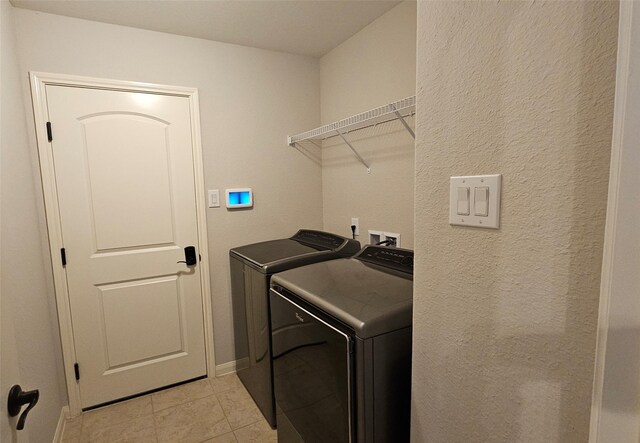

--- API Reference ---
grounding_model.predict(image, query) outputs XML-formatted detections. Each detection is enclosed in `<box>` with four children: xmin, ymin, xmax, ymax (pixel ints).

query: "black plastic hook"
<box><xmin>7</xmin><ymin>385</ymin><xmax>39</xmax><ymax>431</ymax></box>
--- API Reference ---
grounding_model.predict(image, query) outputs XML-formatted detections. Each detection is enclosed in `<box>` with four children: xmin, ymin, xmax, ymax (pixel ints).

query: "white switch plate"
<box><xmin>208</xmin><ymin>189</ymin><xmax>220</xmax><ymax>208</ymax></box>
<box><xmin>449</xmin><ymin>175</ymin><xmax>501</xmax><ymax>229</ymax></box>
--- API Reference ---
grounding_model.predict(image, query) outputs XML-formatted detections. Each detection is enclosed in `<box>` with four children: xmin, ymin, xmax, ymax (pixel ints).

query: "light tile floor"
<box><xmin>61</xmin><ymin>375</ymin><xmax>277</xmax><ymax>443</ymax></box>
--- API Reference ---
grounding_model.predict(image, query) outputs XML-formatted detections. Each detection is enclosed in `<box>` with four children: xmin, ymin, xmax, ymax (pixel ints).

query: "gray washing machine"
<box><xmin>269</xmin><ymin>245</ymin><xmax>413</xmax><ymax>442</ymax></box>
<box><xmin>229</xmin><ymin>230</ymin><xmax>360</xmax><ymax>428</ymax></box>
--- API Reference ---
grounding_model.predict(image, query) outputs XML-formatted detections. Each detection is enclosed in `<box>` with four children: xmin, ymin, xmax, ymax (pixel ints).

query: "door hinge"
<box><xmin>74</xmin><ymin>363</ymin><xmax>80</xmax><ymax>381</ymax></box>
<box><xmin>60</xmin><ymin>248</ymin><xmax>67</xmax><ymax>267</ymax></box>
<box><xmin>46</xmin><ymin>122</ymin><xmax>53</xmax><ymax>142</ymax></box>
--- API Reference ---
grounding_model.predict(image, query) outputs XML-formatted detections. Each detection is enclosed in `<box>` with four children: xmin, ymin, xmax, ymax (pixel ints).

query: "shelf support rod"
<box><xmin>335</xmin><ymin>129</ymin><xmax>371</xmax><ymax>172</ymax></box>
<box><xmin>391</xmin><ymin>104</ymin><xmax>415</xmax><ymax>139</ymax></box>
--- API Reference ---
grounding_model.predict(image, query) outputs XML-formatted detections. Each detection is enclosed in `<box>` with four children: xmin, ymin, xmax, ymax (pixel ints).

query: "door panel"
<box><xmin>99</xmin><ymin>276</ymin><xmax>185</xmax><ymax>369</ymax></box>
<box><xmin>81</xmin><ymin>114</ymin><xmax>176</xmax><ymax>251</ymax></box>
<box><xmin>45</xmin><ymin>86</ymin><xmax>206</xmax><ymax>408</ymax></box>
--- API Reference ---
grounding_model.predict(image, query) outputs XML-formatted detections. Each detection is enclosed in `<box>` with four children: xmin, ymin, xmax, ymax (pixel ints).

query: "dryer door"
<box><xmin>270</xmin><ymin>288</ymin><xmax>353</xmax><ymax>443</ymax></box>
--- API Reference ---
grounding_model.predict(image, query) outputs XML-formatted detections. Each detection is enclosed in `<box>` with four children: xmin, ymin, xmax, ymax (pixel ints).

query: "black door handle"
<box><xmin>177</xmin><ymin>246</ymin><xmax>197</xmax><ymax>266</ymax></box>
<box><xmin>7</xmin><ymin>385</ymin><xmax>39</xmax><ymax>431</ymax></box>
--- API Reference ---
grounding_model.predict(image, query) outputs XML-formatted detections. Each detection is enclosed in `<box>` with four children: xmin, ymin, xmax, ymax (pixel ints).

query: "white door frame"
<box><xmin>29</xmin><ymin>72</ymin><xmax>216</xmax><ymax>416</ymax></box>
<box><xmin>589</xmin><ymin>2</ymin><xmax>639</xmax><ymax>441</ymax></box>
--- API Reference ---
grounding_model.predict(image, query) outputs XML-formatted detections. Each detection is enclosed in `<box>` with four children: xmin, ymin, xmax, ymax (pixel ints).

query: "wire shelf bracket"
<box><xmin>287</xmin><ymin>96</ymin><xmax>416</xmax><ymax>172</ymax></box>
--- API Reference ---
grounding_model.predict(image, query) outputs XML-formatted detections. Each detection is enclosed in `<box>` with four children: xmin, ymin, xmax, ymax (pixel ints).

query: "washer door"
<box><xmin>270</xmin><ymin>288</ymin><xmax>353</xmax><ymax>443</ymax></box>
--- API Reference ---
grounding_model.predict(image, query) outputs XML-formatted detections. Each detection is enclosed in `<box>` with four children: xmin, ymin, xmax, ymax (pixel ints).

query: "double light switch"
<box><xmin>450</xmin><ymin>175</ymin><xmax>501</xmax><ymax>229</ymax></box>
<box><xmin>456</xmin><ymin>186</ymin><xmax>489</xmax><ymax>216</ymax></box>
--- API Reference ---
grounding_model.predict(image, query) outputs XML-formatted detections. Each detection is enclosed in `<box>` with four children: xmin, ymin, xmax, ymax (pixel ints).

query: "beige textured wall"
<box><xmin>13</xmin><ymin>9</ymin><xmax>322</xmax><ymax>367</ymax></box>
<box><xmin>1</xmin><ymin>2</ymin><xmax>67</xmax><ymax>441</ymax></box>
<box><xmin>412</xmin><ymin>2</ymin><xmax>618</xmax><ymax>442</ymax></box>
<box><xmin>320</xmin><ymin>1</ymin><xmax>416</xmax><ymax>246</ymax></box>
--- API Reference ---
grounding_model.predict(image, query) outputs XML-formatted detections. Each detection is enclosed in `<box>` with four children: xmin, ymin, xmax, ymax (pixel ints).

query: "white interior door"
<box><xmin>45</xmin><ymin>85</ymin><xmax>206</xmax><ymax>408</ymax></box>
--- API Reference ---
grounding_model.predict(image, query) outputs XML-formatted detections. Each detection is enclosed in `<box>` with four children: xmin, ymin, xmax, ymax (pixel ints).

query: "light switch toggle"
<box><xmin>457</xmin><ymin>187</ymin><xmax>470</xmax><ymax>215</ymax></box>
<box><xmin>474</xmin><ymin>187</ymin><xmax>489</xmax><ymax>216</ymax></box>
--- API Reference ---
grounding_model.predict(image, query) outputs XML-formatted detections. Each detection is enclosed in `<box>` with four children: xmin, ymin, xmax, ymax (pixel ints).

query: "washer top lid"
<box><xmin>229</xmin><ymin>229</ymin><xmax>360</xmax><ymax>273</ymax></box>
<box><xmin>271</xmin><ymin>249</ymin><xmax>413</xmax><ymax>338</ymax></box>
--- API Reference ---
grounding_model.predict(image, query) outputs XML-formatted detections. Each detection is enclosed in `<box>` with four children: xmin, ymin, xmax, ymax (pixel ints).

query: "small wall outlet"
<box><xmin>351</xmin><ymin>218</ymin><xmax>359</xmax><ymax>236</ymax></box>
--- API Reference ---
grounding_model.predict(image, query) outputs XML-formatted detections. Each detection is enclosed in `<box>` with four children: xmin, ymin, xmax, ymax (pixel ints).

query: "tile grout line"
<box><xmin>152</xmin><ymin>411</ymin><xmax>160</xmax><ymax>443</ymax></box>
<box><xmin>211</xmin><ymin>391</ymin><xmax>237</xmax><ymax>431</ymax></box>
<box><xmin>214</xmin><ymin>389</ymin><xmax>262</xmax><ymax>432</ymax></box>
<box><xmin>207</xmin><ymin>377</ymin><xmax>242</xmax><ymax>441</ymax></box>
<box><xmin>196</xmin><ymin>428</ymin><xmax>236</xmax><ymax>443</ymax></box>
<box><xmin>151</xmin><ymin>390</ymin><xmax>218</xmax><ymax>413</ymax></box>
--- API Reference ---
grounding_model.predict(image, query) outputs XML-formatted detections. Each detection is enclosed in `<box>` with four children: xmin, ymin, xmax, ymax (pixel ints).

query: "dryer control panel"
<box><xmin>291</xmin><ymin>229</ymin><xmax>357</xmax><ymax>251</ymax></box>
<box><xmin>355</xmin><ymin>246</ymin><xmax>414</xmax><ymax>274</ymax></box>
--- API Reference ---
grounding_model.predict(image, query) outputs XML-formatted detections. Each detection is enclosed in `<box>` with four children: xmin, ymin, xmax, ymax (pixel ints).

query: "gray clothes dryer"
<box><xmin>229</xmin><ymin>230</ymin><xmax>360</xmax><ymax>428</ymax></box>
<box><xmin>269</xmin><ymin>245</ymin><xmax>413</xmax><ymax>443</ymax></box>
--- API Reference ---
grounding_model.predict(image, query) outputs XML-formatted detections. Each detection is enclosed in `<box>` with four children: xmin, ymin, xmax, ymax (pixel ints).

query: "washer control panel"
<box><xmin>291</xmin><ymin>229</ymin><xmax>347</xmax><ymax>250</ymax></box>
<box><xmin>355</xmin><ymin>246</ymin><xmax>414</xmax><ymax>274</ymax></box>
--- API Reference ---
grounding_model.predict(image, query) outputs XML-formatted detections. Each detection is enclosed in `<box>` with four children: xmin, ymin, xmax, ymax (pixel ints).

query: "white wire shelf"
<box><xmin>287</xmin><ymin>96</ymin><xmax>416</xmax><ymax>172</ymax></box>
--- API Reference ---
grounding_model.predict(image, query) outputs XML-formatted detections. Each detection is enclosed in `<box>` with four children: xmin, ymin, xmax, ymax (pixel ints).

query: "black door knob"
<box><xmin>7</xmin><ymin>385</ymin><xmax>39</xmax><ymax>431</ymax></box>
<box><xmin>177</xmin><ymin>246</ymin><xmax>198</xmax><ymax>266</ymax></box>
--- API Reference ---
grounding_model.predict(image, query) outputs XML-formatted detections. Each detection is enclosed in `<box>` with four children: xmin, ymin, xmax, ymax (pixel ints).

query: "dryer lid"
<box><xmin>271</xmin><ymin>256</ymin><xmax>413</xmax><ymax>338</ymax></box>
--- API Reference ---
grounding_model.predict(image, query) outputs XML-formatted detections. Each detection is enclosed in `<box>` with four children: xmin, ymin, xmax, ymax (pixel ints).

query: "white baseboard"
<box><xmin>52</xmin><ymin>405</ymin><xmax>69</xmax><ymax>443</ymax></box>
<box><xmin>214</xmin><ymin>357</ymin><xmax>249</xmax><ymax>377</ymax></box>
